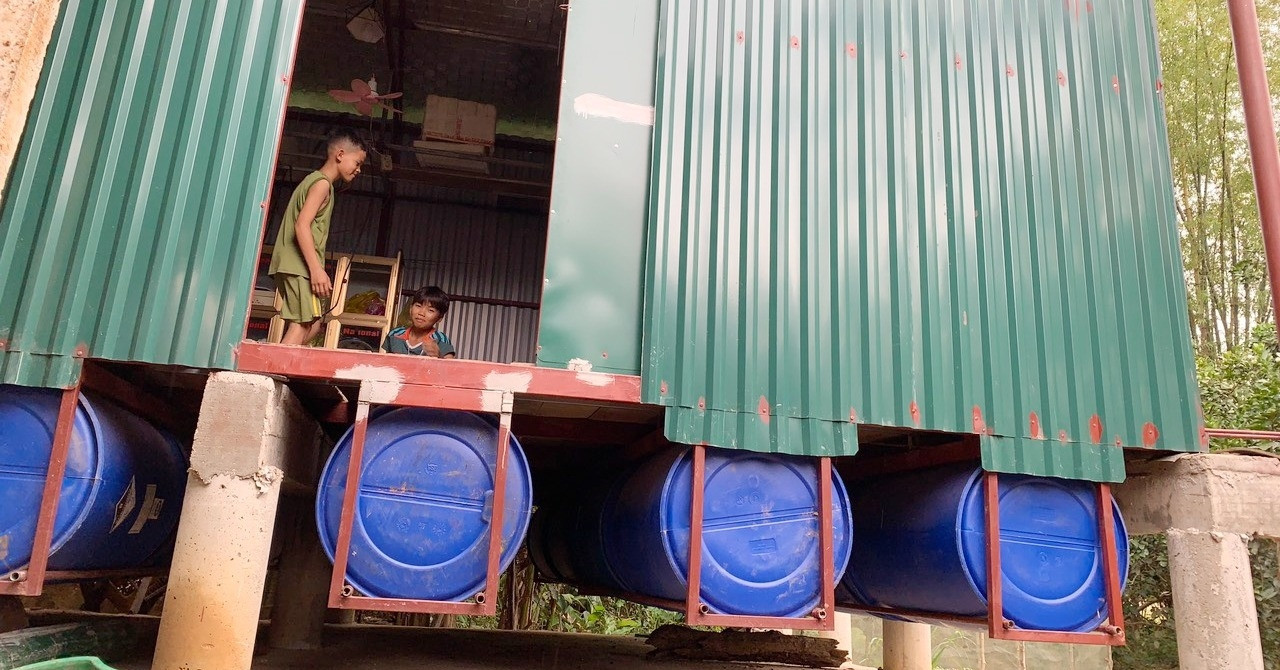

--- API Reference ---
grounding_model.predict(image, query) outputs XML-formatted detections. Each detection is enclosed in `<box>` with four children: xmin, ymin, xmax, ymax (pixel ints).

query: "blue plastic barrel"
<box><xmin>0</xmin><ymin>385</ymin><xmax>188</xmax><ymax>573</ymax></box>
<box><xmin>837</xmin><ymin>464</ymin><xmax>1128</xmax><ymax>632</ymax></box>
<box><xmin>592</xmin><ymin>446</ymin><xmax>853</xmax><ymax>617</ymax></box>
<box><xmin>316</xmin><ymin>408</ymin><xmax>532</xmax><ymax>601</ymax></box>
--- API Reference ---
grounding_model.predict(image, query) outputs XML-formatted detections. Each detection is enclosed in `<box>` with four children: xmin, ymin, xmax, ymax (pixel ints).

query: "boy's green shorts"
<box><xmin>274</xmin><ymin>273</ymin><xmax>325</xmax><ymax>324</ymax></box>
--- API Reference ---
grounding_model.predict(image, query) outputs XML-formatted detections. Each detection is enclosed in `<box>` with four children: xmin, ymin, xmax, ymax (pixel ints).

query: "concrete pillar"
<box><xmin>152</xmin><ymin>373</ymin><xmax>323</xmax><ymax>670</ymax></box>
<box><xmin>1116</xmin><ymin>453</ymin><xmax>1279</xmax><ymax>670</ymax></box>
<box><xmin>266</xmin><ymin>495</ymin><xmax>331</xmax><ymax>650</ymax></box>
<box><xmin>0</xmin><ymin>0</ymin><xmax>61</xmax><ymax>200</ymax></box>
<box><xmin>882</xmin><ymin>620</ymin><xmax>931</xmax><ymax>670</ymax></box>
<box><xmin>1167</xmin><ymin>529</ymin><xmax>1264</xmax><ymax>670</ymax></box>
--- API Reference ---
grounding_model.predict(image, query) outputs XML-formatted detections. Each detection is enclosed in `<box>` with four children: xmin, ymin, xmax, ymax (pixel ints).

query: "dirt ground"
<box><xmin>113</xmin><ymin>625</ymin><xmax>867</xmax><ymax>670</ymax></box>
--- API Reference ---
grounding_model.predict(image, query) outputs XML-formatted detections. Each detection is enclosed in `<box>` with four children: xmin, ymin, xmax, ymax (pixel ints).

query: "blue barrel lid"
<box><xmin>661</xmin><ymin>449</ymin><xmax>853</xmax><ymax>617</ymax></box>
<box><xmin>0</xmin><ymin>386</ymin><xmax>100</xmax><ymax>572</ymax></box>
<box><xmin>958</xmin><ymin>471</ymin><xmax>1130</xmax><ymax>632</ymax></box>
<box><xmin>316</xmin><ymin>408</ymin><xmax>533</xmax><ymax>601</ymax></box>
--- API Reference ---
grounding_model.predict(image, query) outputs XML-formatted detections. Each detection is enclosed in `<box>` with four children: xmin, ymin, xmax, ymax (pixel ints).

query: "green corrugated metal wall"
<box><xmin>643</xmin><ymin>0</ymin><xmax>1202</xmax><ymax>481</ymax></box>
<box><xmin>538</xmin><ymin>0</ymin><xmax>658</xmax><ymax>374</ymax></box>
<box><xmin>0</xmin><ymin>0</ymin><xmax>303</xmax><ymax>388</ymax></box>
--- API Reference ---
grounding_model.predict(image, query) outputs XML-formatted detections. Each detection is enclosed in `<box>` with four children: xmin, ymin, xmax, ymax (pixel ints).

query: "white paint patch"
<box><xmin>567</xmin><ymin>358</ymin><xmax>593</xmax><ymax>372</ymax></box>
<box><xmin>485</xmin><ymin>371</ymin><xmax>533</xmax><ymax>394</ymax></box>
<box><xmin>573</xmin><ymin>93</ymin><xmax>655</xmax><ymax>126</ymax></box>
<box><xmin>480</xmin><ymin>391</ymin><xmax>505</xmax><ymax>414</ymax></box>
<box><xmin>338</xmin><ymin>364</ymin><xmax>405</xmax><ymax>403</ymax></box>
<box><xmin>576</xmin><ymin>371</ymin><xmax>614</xmax><ymax>388</ymax></box>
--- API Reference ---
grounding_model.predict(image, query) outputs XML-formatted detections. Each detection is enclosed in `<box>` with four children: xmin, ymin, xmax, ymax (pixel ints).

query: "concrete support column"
<box><xmin>152</xmin><ymin>373</ymin><xmax>322</xmax><ymax>670</ymax></box>
<box><xmin>1167</xmin><ymin>529</ymin><xmax>1264</xmax><ymax>670</ymax></box>
<box><xmin>882</xmin><ymin>620</ymin><xmax>931</xmax><ymax>670</ymax></box>
<box><xmin>1116</xmin><ymin>453</ymin><xmax>1280</xmax><ymax>670</ymax></box>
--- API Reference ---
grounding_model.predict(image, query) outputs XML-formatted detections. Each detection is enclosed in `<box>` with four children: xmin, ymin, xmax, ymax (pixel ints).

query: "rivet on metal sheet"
<box><xmin>1006</xmin><ymin>64</ymin><xmax>1015</xmax><ymax>77</ymax></box>
<box><xmin>1089</xmin><ymin>415</ymin><xmax>1104</xmax><ymax>444</ymax></box>
<box><xmin>1057</xmin><ymin>70</ymin><xmax>1067</xmax><ymax>86</ymax></box>
<box><xmin>1029</xmin><ymin>412</ymin><xmax>1044</xmax><ymax>440</ymax></box>
<box><xmin>846</xmin><ymin>43</ymin><xmax>857</xmax><ymax>58</ymax></box>
<box><xmin>736</xmin><ymin>31</ymin><xmax>745</xmax><ymax>44</ymax></box>
<box><xmin>972</xmin><ymin>407</ymin><xmax>986</xmax><ymax>434</ymax></box>
<box><xmin>909</xmin><ymin>401</ymin><xmax>921</xmax><ymax>426</ymax></box>
<box><xmin>1142</xmin><ymin>422</ymin><xmax>1160</xmax><ymax>447</ymax></box>
<box><xmin>790</xmin><ymin>36</ymin><xmax>800</xmax><ymax>49</ymax></box>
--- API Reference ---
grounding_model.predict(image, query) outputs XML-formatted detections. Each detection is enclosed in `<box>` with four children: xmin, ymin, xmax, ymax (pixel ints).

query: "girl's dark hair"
<box><xmin>412</xmin><ymin>286</ymin><xmax>450</xmax><ymax>315</ymax></box>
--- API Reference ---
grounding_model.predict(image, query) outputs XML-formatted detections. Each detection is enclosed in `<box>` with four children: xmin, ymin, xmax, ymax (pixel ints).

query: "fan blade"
<box><xmin>355</xmin><ymin>100</ymin><xmax>375</xmax><ymax>116</ymax></box>
<box><xmin>350</xmin><ymin>78</ymin><xmax>372</xmax><ymax>96</ymax></box>
<box><xmin>329</xmin><ymin>89</ymin><xmax>364</xmax><ymax>103</ymax></box>
<box><xmin>372</xmin><ymin>101</ymin><xmax>405</xmax><ymax>116</ymax></box>
<box><xmin>378</xmin><ymin>92</ymin><xmax>403</xmax><ymax>100</ymax></box>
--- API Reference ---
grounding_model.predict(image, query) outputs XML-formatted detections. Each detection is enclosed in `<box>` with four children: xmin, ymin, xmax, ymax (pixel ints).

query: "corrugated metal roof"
<box><xmin>0</xmin><ymin>0</ymin><xmax>304</xmax><ymax>388</ymax></box>
<box><xmin>643</xmin><ymin>0</ymin><xmax>1201</xmax><ymax>481</ymax></box>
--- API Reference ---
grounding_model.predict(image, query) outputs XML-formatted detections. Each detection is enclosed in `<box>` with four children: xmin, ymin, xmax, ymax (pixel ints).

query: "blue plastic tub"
<box><xmin>0</xmin><ymin>385</ymin><xmax>188</xmax><ymax>573</ymax></box>
<box><xmin>837</xmin><ymin>464</ymin><xmax>1129</xmax><ymax>632</ymax></box>
<box><xmin>532</xmin><ymin>446</ymin><xmax>853</xmax><ymax>617</ymax></box>
<box><xmin>316</xmin><ymin>408</ymin><xmax>533</xmax><ymax>601</ymax></box>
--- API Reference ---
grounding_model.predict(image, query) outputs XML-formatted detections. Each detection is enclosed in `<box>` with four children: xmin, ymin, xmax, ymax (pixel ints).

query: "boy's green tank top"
<box><xmin>269</xmin><ymin>170</ymin><xmax>334</xmax><ymax>278</ymax></box>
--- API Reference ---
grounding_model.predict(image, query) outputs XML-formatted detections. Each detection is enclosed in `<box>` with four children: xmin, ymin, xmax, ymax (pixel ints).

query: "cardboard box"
<box><xmin>421</xmin><ymin>95</ymin><xmax>497</xmax><ymax>146</ymax></box>
<box><xmin>412</xmin><ymin>139</ymin><xmax>490</xmax><ymax>174</ymax></box>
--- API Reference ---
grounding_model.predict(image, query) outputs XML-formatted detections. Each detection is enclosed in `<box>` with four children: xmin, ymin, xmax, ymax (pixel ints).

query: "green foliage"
<box><xmin>527</xmin><ymin>584</ymin><xmax>683</xmax><ymax>636</ymax></box>
<box><xmin>1196</xmin><ymin>324</ymin><xmax>1280</xmax><ymax>453</ymax></box>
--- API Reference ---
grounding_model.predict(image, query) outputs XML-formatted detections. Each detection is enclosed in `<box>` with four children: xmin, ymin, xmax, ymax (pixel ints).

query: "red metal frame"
<box><xmin>682</xmin><ymin>445</ymin><xmax>836</xmax><ymax>631</ymax></box>
<box><xmin>326</xmin><ymin>381</ymin><xmax>513</xmax><ymax>615</ymax></box>
<box><xmin>236</xmin><ymin>341</ymin><xmax>641</xmax><ymax>404</ymax></box>
<box><xmin>1204</xmin><ymin>428</ymin><xmax>1280</xmax><ymax>441</ymax></box>
<box><xmin>983</xmin><ymin>472</ymin><xmax>1125</xmax><ymax>645</ymax></box>
<box><xmin>0</xmin><ymin>383</ymin><xmax>81</xmax><ymax>597</ymax></box>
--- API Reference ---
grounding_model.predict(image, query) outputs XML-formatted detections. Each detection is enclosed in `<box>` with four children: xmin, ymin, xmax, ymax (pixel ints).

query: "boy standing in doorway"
<box><xmin>270</xmin><ymin>130</ymin><xmax>367</xmax><ymax>345</ymax></box>
<box><xmin>383</xmin><ymin>286</ymin><xmax>457</xmax><ymax>358</ymax></box>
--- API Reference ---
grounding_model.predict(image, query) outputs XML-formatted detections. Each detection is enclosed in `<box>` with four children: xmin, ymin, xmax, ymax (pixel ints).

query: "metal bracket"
<box><xmin>0</xmin><ymin>383</ymin><xmax>81</xmax><ymax>597</ymax></box>
<box><xmin>682</xmin><ymin>445</ymin><xmax>836</xmax><ymax>631</ymax></box>
<box><xmin>326</xmin><ymin>383</ymin><xmax>513</xmax><ymax>615</ymax></box>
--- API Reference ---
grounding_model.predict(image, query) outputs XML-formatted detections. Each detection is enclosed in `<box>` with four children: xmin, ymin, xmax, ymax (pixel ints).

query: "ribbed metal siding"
<box><xmin>644</xmin><ymin>0</ymin><xmax>1200</xmax><ymax>481</ymax></box>
<box><xmin>0</xmin><ymin>0</ymin><xmax>303</xmax><ymax>387</ymax></box>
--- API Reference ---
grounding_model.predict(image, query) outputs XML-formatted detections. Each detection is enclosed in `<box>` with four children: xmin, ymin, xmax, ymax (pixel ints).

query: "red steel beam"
<box><xmin>1226</xmin><ymin>0</ymin><xmax>1280</xmax><ymax>326</ymax></box>
<box><xmin>1204</xmin><ymin>428</ymin><xmax>1280</xmax><ymax>441</ymax></box>
<box><xmin>236</xmin><ymin>342</ymin><xmax>641</xmax><ymax>404</ymax></box>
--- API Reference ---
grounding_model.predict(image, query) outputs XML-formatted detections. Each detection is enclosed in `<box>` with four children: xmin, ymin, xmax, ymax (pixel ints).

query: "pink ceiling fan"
<box><xmin>328</xmin><ymin>77</ymin><xmax>403</xmax><ymax>117</ymax></box>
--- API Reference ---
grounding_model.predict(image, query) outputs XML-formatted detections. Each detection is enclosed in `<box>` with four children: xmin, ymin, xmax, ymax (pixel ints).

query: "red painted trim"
<box><xmin>235</xmin><ymin>341</ymin><xmax>642</xmax><ymax>404</ymax></box>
